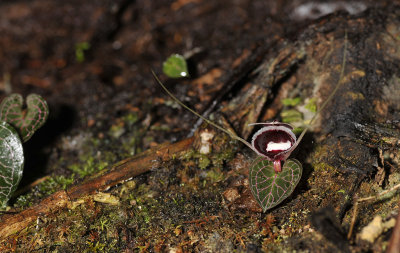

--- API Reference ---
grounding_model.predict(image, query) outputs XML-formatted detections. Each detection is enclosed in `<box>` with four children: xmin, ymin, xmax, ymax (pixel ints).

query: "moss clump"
<box><xmin>107</xmin><ymin>112</ymin><xmax>146</xmax><ymax>157</ymax></box>
<box><xmin>68</xmin><ymin>157</ymin><xmax>109</xmax><ymax>178</ymax></box>
<box><xmin>198</xmin><ymin>154</ymin><xmax>211</xmax><ymax>169</ymax></box>
<box><xmin>312</xmin><ymin>162</ymin><xmax>336</xmax><ymax>173</ymax></box>
<box><xmin>13</xmin><ymin>111</ymin><xmax>147</xmax><ymax>210</ymax></box>
<box><xmin>182</xmin><ymin>141</ymin><xmax>235</xmax><ymax>170</ymax></box>
<box><xmin>305</xmin><ymin>98</ymin><xmax>317</xmax><ymax>113</ymax></box>
<box><xmin>14</xmin><ymin>175</ymin><xmax>75</xmax><ymax>208</ymax></box>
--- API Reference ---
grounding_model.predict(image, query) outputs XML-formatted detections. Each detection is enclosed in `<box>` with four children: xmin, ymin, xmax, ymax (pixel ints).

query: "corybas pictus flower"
<box><xmin>250</xmin><ymin>122</ymin><xmax>296</xmax><ymax>173</ymax></box>
<box><xmin>151</xmin><ymin>70</ymin><xmax>299</xmax><ymax>173</ymax></box>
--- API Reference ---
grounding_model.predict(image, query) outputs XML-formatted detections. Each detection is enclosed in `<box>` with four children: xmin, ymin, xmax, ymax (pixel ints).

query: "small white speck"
<box><xmin>112</xmin><ymin>40</ymin><xmax>122</xmax><ymax>50</ymax></box>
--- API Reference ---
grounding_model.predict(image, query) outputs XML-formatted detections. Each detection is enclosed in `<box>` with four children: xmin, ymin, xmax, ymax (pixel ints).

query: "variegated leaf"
<box><xmin>0</xmin><ymin>93</ymin><xmax>49</xmax><ymax>142</ymax></box>
<box><xmin>0</xmin><ymin>121</ymin><xmax>24</xmax><ymax>207</ymax></box>
<box><xmin>249</xmin><ymin>158</ymin><xmax>302</xmax><ymax>212</ymax></box>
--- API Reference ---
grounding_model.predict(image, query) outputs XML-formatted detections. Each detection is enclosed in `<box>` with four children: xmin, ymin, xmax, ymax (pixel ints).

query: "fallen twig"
<box><xmin>387</xmin><ymin>200</ymin><xmax>400</xmax><ymax>253</ymax></box>
<box><xmin>0</xmin><ymin>137</ymin><xmax>194</xmax><ymax>239</ymax></box>
<box><xmin>347</xmin><ymin>182</ymin><xmax>400</xmax><ymax>240</ymax></box>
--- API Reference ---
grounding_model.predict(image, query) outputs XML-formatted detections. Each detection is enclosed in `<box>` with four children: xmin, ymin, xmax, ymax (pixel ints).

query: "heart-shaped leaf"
<box><xmin>249</xmin><ymin>158</ymin><xmax>302</xmax><ymax>212</ymax></box>
<box><xmin>162</xmin><ymin>54</ymin><xmax>189</xmax><ymax>78</ymax></box>
<box><xmin>0</xmin><ymin>93</ymin><xmax>49</xmax><ymax>142</ymax></box>
<box><xmin>0</xmin><ymin>121</ymin><xmax>24</xmax><ymax>207</ymax></box>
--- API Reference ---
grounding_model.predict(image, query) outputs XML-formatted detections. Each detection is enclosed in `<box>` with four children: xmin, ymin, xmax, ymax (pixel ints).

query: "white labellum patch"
<box><xmin>250</xmin><ymin>123</ymin><xmax>296</xmax><ymax>161</ymax></box>
<box><xmin>266</xmin><ymin>141</ymin><xmax>292</xmax><ymax>152</ymax></box>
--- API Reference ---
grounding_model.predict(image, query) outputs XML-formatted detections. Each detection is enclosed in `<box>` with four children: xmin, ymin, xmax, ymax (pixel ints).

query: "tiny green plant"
<box><xmin>75</xmin><ymin>42</ymin><xmax>90</xmax><ymax>63</ymax></box>
<box><xmin>162</xmin><ymin>54</ymin><xmax>189</xmax><ymax>78</ymax></box>
<box><xmin>154</xmin><ymin>36</ymin><xmax>347</xmax><ymax>212</ymax></box>
<box><xmin>0</xmin><ymin>93</ymin><xmax>49</xmax><ymax>207</ymax></box>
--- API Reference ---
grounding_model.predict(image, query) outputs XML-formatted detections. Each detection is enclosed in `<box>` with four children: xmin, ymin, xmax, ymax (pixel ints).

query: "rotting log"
<box><xmin>211</xmin><ymin>7</ymin><xmax>400</xmax><ymax>251</ymax></box>
<box><xmin>0</xmin><ymin>137</ymin><xmax>194</xmax><ymax>239</ymax></box>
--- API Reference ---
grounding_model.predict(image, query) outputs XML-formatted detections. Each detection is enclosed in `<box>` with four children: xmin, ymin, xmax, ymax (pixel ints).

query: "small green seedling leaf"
<box><xmin>249</xmin><ymin>158</ymin><xmax>302</xmax><ymax>212</ymax></box>
<box><xmin>0</xmin><ymin>93</ymin><xmax>49</xmax><ymax>142</ymax></box>
<box><xmin>162</xmin><ymin>54</ymin><xmax>189</xmax><ymax>78</ymax></box>
<box><xmin>75</xmin><ymin>42</ymin><xmax>90</xmax><ymax>63</ymax></box>
<box><xmin>0</xmin><ymin>121</ymin><xmax>24</xmax><ymax>207</ymax></box>
<box><xmin>281</xmin><ymin>109</ymin><xmax>303</xmax><ymax>123</ymax></box>
<box><xmin>305</xmin><ymin>98</ymin><xmax>317</xmax><ymax>113</ymax></box>
<box><xmin>282</xmin><ymin>97</ymin><xmax>302</xmax><ymax>106</ymax></box>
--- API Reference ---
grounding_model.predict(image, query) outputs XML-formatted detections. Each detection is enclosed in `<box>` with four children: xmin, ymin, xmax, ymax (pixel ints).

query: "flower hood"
<box><xmin>251</xmin><ymin>122</ymin><xmax>296</xmax><ymax>170</ymax></box>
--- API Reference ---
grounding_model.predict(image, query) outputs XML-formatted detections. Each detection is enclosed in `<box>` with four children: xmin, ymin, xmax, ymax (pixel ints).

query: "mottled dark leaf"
<box><xmin>0</xmin><ymin>93</ymin><xmax>49</xmax><ymax>142</ymax></box>
<box><xmin>0</xmin><ymin>121</ymin><xmax>24</xmax><ymax>207</ymax></box>
<box><xmin>249</xmin><ymin>158</ymin><xmax>302</xmax><ymax>212</ymax></box>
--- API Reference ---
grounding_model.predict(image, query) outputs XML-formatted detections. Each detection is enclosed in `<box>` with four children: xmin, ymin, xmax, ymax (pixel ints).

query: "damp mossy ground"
<box><xmin>12</xmin><ymin>111</ymin><xmax>145</xmax><ymax>209</ymax></box>
<box><xmin>4</xmin><ymin>118</ymin><xmax>273</xmax><ymax>252</ymax></box>
<box><xmin>3</xmin><ymin>143</ymin><xmax>271</xmax><ymax>252</ymax></box>
<box><xmin>5</xmin><ymin>103</ymin><xmax>399</xmax><ymax>252</ymax></box>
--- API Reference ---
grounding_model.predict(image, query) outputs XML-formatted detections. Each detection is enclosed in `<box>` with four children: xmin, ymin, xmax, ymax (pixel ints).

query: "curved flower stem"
<box><xmin>151</xmin><ymin>70</ymin><xmax>254</xmax><ymax>151</ymax></box>
<box><xmin>153</xmin><ymin>30</ymin><xmax>348</xmax><ymax>156</ymax></box>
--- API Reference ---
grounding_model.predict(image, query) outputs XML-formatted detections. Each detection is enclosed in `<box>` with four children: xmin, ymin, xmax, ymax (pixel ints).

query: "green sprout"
<box><xmin>305</xmin><ymin>98</ymin><xmax>317</xmax><ymax>113</ymax></box>
<box><xmin>281</xmin><ymin>109</ymin><xmax>303</xmax><ymax>124</ymax></box>
<box><xmin>282</xmin><ymin>97</ymin><xmax>302</xmax><ymax>106</ymax></box>
<box><xmin>75</xmin><ymin>42</ymin><xmax>90</xmax><ymax>63</ymax></box>
<box><xmin>162</xmin><ymin>54</ymin><xmax>189</xmax><ymax>78</ymax></box>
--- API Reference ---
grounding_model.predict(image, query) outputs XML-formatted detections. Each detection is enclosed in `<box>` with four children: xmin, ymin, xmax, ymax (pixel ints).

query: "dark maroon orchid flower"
<box><xmin>250</xmin><ymin>122</ymin><xmax>296</xmax><ymax>173</ymax></box>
